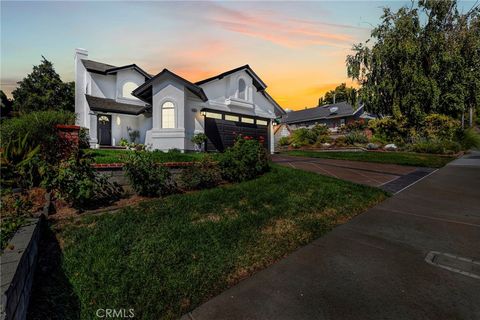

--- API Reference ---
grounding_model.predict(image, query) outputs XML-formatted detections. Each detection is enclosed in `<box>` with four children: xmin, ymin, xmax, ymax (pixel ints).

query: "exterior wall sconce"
<box><xmin>200</xmin><ymin>110</ymin><xmax>206</xmax><ymax>116</ymax></box>
<box><xmin>116</xmin><ymin>116</ymin><xmax>121</xmax><ymax>126</ymax></box>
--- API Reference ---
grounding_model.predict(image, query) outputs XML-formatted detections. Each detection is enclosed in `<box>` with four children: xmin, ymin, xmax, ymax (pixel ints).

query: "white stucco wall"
<box><xmin>115</xmin><ymin>69</ymin><xmax>144</xmax><ymax>105</ymax></box>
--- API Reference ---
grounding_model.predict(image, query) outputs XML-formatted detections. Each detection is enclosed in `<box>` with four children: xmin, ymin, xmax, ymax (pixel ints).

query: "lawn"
<box><xmin>28</xmin><ymin>165</ymin><xmax>387</xmax><ymax>320</ymax></box>
<box><xmin>284</xmin><ymin>150</ymin><xmax>455</xmax><ymax>168</ymax></box>
<box><xmin>87</xmin><ymin>149</ymin><xmax>211</xmax><ymax>164</ymax></box>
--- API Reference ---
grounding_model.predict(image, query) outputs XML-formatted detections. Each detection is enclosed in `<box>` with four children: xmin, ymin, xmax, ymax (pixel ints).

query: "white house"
<box><xmin>74</xmin><ymin>48</ymin><xmax>285</xmax><ymax>153</ymax></box>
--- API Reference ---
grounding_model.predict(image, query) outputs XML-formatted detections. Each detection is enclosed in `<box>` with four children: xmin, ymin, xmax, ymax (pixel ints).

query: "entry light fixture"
<box><xmin>200</xmin><ymin>110</ymin><xmax>206</xmax><ymax>116</ymax></box>
<box><xmin>116</xmin><ymin>116</ymin><xmax>121</xmax><ymax>126</ymax></box>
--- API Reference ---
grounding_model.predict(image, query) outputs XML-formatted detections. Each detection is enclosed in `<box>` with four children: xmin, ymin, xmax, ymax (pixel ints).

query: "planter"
<box><xmin>1</xmin><ymin>217</ymin><xmax>43</xmax><ymax>320</ymax></box>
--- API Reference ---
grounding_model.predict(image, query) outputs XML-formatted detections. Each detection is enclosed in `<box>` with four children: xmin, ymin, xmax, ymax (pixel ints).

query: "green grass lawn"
<box><xmin>87</xmin><ymin>149</ymin><xmax>210</xmax><ymax>164</ymax></box>
<box><xmin>284</xmin><ymin>150</ymin><xmax>455</xmax><ymax>168</ymax></box>
<box><xmin>28</xmin><ymin>165</ymin><xmax>387</xmax><ymax>320</ymax></box>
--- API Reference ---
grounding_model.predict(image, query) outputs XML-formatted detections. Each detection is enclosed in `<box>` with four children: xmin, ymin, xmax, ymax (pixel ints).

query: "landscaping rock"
<box><xmin>384</xmin><ymin>143</ymin><xmax>398</xmax><ymax>151</ymax></box>
<box><xmin>367</xmin><ymin>143</ymin><xmax>380</xmax><ymax>150</ymax></box>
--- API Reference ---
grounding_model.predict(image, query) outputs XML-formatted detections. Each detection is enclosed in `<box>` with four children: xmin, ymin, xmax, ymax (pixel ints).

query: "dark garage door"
<box><xmin>205</xmin><ymin>117</ymin><xmax>269</xmax><ymax>152</ymax></box>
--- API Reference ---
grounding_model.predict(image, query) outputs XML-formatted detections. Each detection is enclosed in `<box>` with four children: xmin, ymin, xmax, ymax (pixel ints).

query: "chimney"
<box><xmin>74</xmin><ymin>48</ymin><xmax>89</xmax><ymax>128</ymax></box>
<box><xmin>75</xmin><ymin>48</ymin><xmax>88</xmax><ymax>60</ymax></box>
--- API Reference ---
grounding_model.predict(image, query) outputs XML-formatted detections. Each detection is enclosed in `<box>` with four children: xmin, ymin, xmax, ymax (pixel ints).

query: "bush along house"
<box><xmin>74</xmin><ymin>48</ymin><xmax>285</xmax><ymax>153</ymax></box>
<box><xmin>281</xmin><ymin>101</ymin><xmax>375</xmax><ymax>132</ymax></box>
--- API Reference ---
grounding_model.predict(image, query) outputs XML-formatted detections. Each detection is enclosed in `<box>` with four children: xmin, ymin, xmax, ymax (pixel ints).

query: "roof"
<box><xmin>261</xmin><ymin>91</ymin><xmax>286</xmax><ymax>116</ymax></box>
<box><xmin>86</xmin><ymin>95</ymin><xmax>147</xmax><ymax>115</ymax></box>
<box><xmin>132</xmin><ymin>69</ymin><xmax>208</xmax><ymax>104</ymax></box>
<box><xmin>283</xmin><ymin>101</ymin><xmax>355</xmax><ymax>124</ymax></box>
<box><xmin>82</xmin><ymin>59</ymin><xmax>151</xmax><ymax>79</ymax></box>
<box><xmin>195</xmin><ymin>65</ymin><xmax>267</xmax><ymax>91</ymax></box>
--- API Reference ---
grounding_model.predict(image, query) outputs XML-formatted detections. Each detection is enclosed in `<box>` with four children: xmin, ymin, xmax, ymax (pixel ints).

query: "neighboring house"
<box><xmin>273</xmin><ymin>123</ymin><xmax>291</xmax><ymax>148</ymax></box>
<box><xmin>282</xmin><ymin>101</ymin><xmax>373</xmax><ymax>132</ymax></box>
<box><xmin>74</xmin><ymin>49</ymin><xmax>285</xmax><ymax>153</ymax></box>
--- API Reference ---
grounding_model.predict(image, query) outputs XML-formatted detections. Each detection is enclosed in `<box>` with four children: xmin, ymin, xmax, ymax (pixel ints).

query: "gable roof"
<box><xmin>261</xmin><ymin>91</ymin><xmax>286</xmax><ymax>116</ymax></box>
<box><xmin>283</xmin><ymin>101</ymin><xmax>355</xmax><ymax>124</ymax></box>
<box><xmin>86</xmin><ymin>94</ymin><xmax>147</xmax><ymax>115</ymax></box>
<box><xmin>195</xmin><ymin>65</ymin><xmax>267</xmax><ymax>91</ymax></box>
<box><xmin>132</xmin><ymin>69</ymin><xmax>208</xmax><ymax>104</ymax></box>
<box><xmin>82</xmin><ymin>59</ymin><xmax>152</xmax><ymax>79</ymax></box>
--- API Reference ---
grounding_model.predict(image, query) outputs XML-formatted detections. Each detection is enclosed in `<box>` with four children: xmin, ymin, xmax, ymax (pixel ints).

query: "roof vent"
<box><xmin>329</xmin><ymin>106</ymin><xmax>338</xmax><ymax>113</ymax></box>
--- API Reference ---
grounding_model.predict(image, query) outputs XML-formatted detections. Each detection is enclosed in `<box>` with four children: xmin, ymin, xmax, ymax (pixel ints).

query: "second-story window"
<box><xmin>238</xmin><ymin>78</ymin><xmax>246</xmax><ymax>100</ymax></box>
<box><xmin>162</xmin><ymin>101</ymin><xmax>175</xmax><ymax>128</ymax></box>
<box><xmin>122</xmin><ymin>82</ymin><xmax>138</xmax><ymax>99</ymax></box>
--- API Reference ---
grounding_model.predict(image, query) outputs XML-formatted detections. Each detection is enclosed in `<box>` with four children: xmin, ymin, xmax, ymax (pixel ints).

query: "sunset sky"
<box><xmin>1</xmin><ymin>1</ymin><xmax>475</xmax><ymax>109</ymax></box>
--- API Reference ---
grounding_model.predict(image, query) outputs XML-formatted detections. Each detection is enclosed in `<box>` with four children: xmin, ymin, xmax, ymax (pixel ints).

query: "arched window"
<box><xmin>122</xmin><ymin>82</ymin><xmax>138</xmax><ymax>99</ymax></box>
<box><xmin>238</xmin><ymin>78</ymin><xmax>246</xmax><ymax>100</ymax></box>
<box><xmin>162</xmin><ymin>101</ymin><xmax>175</xmax><ymax>128</ymax></box>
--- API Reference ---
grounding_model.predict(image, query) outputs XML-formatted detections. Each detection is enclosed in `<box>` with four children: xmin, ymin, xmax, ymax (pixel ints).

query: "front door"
<box><xmin>97</xmin><ymin>114</ymin><xmax>112</xmax><ymax>146</ymax></box>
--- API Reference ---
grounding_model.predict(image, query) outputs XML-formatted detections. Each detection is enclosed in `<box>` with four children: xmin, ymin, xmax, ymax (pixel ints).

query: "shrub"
<box><xmin>124</xmin><ymin>151</ymin><xmax>173</xmax><ymax>197</ymax></box>
<box><xmin>409</xmin><ymin>139</ymin><xmax>461</xmax><ymax>154</ymax></box>
<box><xmin>316</xmin><ymin>134</ymin><xmax>333</xmax><ymax>144</ymax></box>
<box><xmin>311</xmin><ymin>124</ymin><xmax>329</xmax><ymax>137</ymax></box>
<box><xmin>290</xmin><ymin>128</ymin><xmax>316</xmax><ymax>147</ymax></box>
<box><xmin>342</xmin><ymin>119</ymin><xmax>367</xmax><ymax>133</ymax></box>
<box><xmin>368</xmin><ymin>116</ymin><xmax>408</xmax><ymax>144</ymax></box>
<box><xmin>219</xmin><ymin>137</ymin><xmax>270</xmax><ymax>182</ymax></box>
<box><xmin>334</xmin><ymin>136</ymin><xmax>347</xmax><ymax>147</ymax></box>
<box><xmin>345</xmin><ymin>131</ymin><xmax>368</xmax><ymax>145</ymax></box>
<box><xmin>79</xmin><ymin>127</ymin><xmax>90</xmax><ymax>149</ymax></box>
<box><xmin>0</xmin><ymin>191</ymin><xmax>32</xmax><ymax>250</ymax></box>
<box><xmin>119</xmin><ymin>138</ymin><xmax>129</xmax><ymax>146</ymax></box>
<box><xmin>278</xmin><ymin>136</ymin><xmax>290</xmax><ymax>146</ymax></box>
<box><xmin>459</xmin><ymin>128</ymin><xmax>480</xmax><ymax>150</ymax></box>
<box><xmin>127</xmin><ymin>127</ymin><xmax>140</xmax><ymax>143</ymax></box>
<box><xmin>53</xmin><ymin>151</ymin><xmax>122</xmax><ymax>209</ymax></box>
<box><xmin>421</xmin><ymin>114</ymin><xmax>460</xmax><ymax>141</ymax></box>
<box><xmin>191</xmin><ymin>133</ymin><xmax>208</xmax><ymax>151</ymax></box>
<box><xmin>178</xmin><ymin>155</ymin><xmax>222</xmax><ymax>190</ymax></box>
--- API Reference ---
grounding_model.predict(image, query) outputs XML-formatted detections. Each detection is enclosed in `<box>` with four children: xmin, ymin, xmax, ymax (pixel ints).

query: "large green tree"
<box><xmin>346</xmin><ymin>0</ymin><xmax>480</xmax><ymax>124</ymax></box>
<box><xmin>12</xmin><ymin>57</ymin><xmax>74</xmax><ymax>114</ymax></box>
<box><xmin>318</xmin><ymin>83</ymin><xmax>358</xmax><ymax>107</ymax></box>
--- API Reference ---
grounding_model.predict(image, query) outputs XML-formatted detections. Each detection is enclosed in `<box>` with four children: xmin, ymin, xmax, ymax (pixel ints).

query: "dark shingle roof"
<box><xmin>82</xmin><ymin>60</ymin><xmax>117</xmax><ymax>73</ymax></box>
<box><xmin>82</xmin><ymin>60</ymin><xmax>151</xmax><ymax>79</ymax></box>
<box><xmin>195</xmin><ymin>65</ymin><xmax>267</xmax><ymax>91</ymax></box>
<box><xmin>86</xmin><ymin>95</ymin><xmax>147</xmax><ymax>115</ymax></box>
<box><xmin>132</xmin><ymin>69</ymin><xmax>208</xmax><ymax>104</ymax></box>
<box><xmin>283</xmin><ymin>101</ymin><xmax>354</xmax><ymax>124</ymax></box>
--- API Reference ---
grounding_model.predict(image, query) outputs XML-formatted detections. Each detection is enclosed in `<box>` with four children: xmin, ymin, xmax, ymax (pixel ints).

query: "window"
<box><xmin>162</xmin><ymin>101</ymin><xmax>175</xmax><ymax>128</ymax></box>
<box><xmin>238</xmin><ymin>79</ymin><xmax>246</xmax><ymax>100</ymax></box>
<box><xmin>122</xmin><ymin>82</ymin><xmax>138</xmax><ymax>99</ymax></box>
<box><xmin>241</xmin><ymin>117</ymin><xmax>254</xmax><ymax>124</ymax></box>
<box><xmin>256</xmin><ymin>119</ymin><xmax>268</xmax><ymax>126</ymax></box>
<box><xmin>225</xmin><ymin>115</ymin><xmax>239</xmax><ymax>122</ymax></box>
<box><xmin>205</xmin><ymin>112</ymin><xmax>222</xmax><ymax>119</ymax></box>
<box><xmin>98</xmin><ymin>115</ymin><xmax>110</xmax><ymax>124</ymax></box>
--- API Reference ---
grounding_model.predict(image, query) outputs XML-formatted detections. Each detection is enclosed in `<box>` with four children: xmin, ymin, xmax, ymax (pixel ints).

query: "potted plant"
<box><xmin>191</xmin><ymin>133</ymin><xmax>207</xmax><ymax>152</ymax></box>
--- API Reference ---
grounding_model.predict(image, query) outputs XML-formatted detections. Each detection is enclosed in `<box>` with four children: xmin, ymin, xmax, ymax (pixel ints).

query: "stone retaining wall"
<box><xmin>1</xmin><ymin>218</ymin><xmax>42</xmax><ymax>320</ymax></box>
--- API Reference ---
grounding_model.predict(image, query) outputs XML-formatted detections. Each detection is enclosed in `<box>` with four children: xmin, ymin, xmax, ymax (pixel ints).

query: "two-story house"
<box><xmin>74</xmin><ymin>48</ymin><xmax>285</xmax><ymax>153</ymax></box>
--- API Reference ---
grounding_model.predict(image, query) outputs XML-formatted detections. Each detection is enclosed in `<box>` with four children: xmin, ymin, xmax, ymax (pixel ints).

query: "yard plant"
<box><xmin>28</xmin><ymin>165</ymin><xmax>388</xmax><ymax>320</ymax></box>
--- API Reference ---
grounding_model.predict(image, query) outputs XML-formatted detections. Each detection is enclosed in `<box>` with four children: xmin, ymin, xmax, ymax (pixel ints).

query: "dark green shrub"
<box><xmin>421</xmin><ymin>114</ymin><xmax>460</xmax><ymax>141</ymax></box>
<box><xmin>0</xmin><ymin>110</ymin><xmax>75</xmax><ymax>163</ymax></box>
<box><xmin>459</xmin><ymin>128</ymin><xmax>480</xmax><ymax>150</ymax></box>
<box><xmin>345</xmin><ymin>131</ymin><xmax>368</xmax><ymax>145</ymax></box>
<box><xmin>219</xmin><ymin>137</ymin><xmax>270</xmax><ymax>182</ymax></box>
<box><xmin>278</xmin><ymin>136</ymin><xmax>290</xmax><ymax>146</ymax></box>
<box><xmin>290</xmin><ymin>128</ymin><xmax>316</xmax><ymax>146</ymax></box>
<box><xmin>178</xmin><ymin>156</ymin><xmax>222</xmax><ymax>190</ymax></box>
<box><xmin>409</xmin><ymin>139</ymin><xmax>461</xmax><ymax>154</ymax></box>
<box><xmin>334</xmin><ymin>136</ymin><xmax>347</xmax><ymax>147</ymax></box>
<box><xmin>311</xmin><ymin>124</ymin><xmax>329</xmax><ymax>137</ymax></box>
<box><xmin>342</xmin><ymin>119</ymin><xmax>367</xmax><ymax>133</ymax></box>
<box><xmin>53</xmin><ymin>151</ymin><xmax>122</xmax><ymax>209</ymax></box>
<box><xmin>124</xmin><ymin>151</ymin><xmax>173</xmax><ymax>196</ymax></box>
<box><xmin>368</xmin><ymin>116</ymin><xmax>408</xmax><ymax>144</ymax></box>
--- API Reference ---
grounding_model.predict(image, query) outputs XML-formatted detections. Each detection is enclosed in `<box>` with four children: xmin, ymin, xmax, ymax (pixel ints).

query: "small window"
<box><xmin>238</xmin><ymin>79</ymin><xmax>246</xmax><ymax>100</ymax></box>
<box><xmin>225</xmin><ymin>115</ymin><xmax>239</xmax><ymax>122</ymax></box>
<box><xmin>162</xmin><ymin>101</ymin><xmax>175</xmax><ymax>128</ymax></box>
<box><xmin>98</xmin><ymin>115</ymin><xmax>110</xmax><ymax>124</ymax></box>
<box><xmin>257</xmin><ymin>119</ymin><xmax>268</xmax><ymax>126</ymax></box>
<box><xmin>122</xmin><ymin>82</ymin><xmax>138</xmax><ymax>99</ymax></box>
<box><xmin>241</xmin><ymin>117</ymin><xmax>254</xmax><ymax>124</ymax></box>
<box><xmin>205</xmin><ymin>112</ymin><xmax>222</xmax><ymax>119</ymax></box>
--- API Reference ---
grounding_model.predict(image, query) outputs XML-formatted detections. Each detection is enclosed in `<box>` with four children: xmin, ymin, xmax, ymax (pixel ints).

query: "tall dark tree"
<box><xmin>0</xmin><ymin>90</ymin><xmax>14</xmax><ymax>119</ymax></box>
<box><xmin>346</xmin><ymin>0</ymin><xmax>480</xmax><ymax>124</ymax></box>
<box><xmin>318</xmin><ymin>83</ymin><xmax>358</xmax><ymax>107</ymax></box>
<box><xmin>12</xmin><ymin>57</ymin><xmax>74</xmax><ymax>114</ymax></box>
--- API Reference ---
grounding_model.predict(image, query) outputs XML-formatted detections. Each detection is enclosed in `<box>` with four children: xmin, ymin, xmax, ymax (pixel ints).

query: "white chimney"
<box><xmin>74</xmin><ymin>48</ymin><xmax>89</xmax><ymax>128</ymax></box>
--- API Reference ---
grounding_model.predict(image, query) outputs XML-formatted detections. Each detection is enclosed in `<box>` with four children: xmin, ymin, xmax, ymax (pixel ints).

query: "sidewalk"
<box><xmin>182</xmin><ymin>152</ymin><xmax>480</xmax><ymax>320</ymax></box>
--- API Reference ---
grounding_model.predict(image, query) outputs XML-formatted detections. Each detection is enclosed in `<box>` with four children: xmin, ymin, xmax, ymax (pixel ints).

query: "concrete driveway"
<box><xmin>183</xmin><ymin>151</ymin><xmax>480</xmax><ymax>320</ymax></box>
<box><xmin>272</xmin><ymin>154</ymin><xmax>435</xmax><ymax>193</ymax></box>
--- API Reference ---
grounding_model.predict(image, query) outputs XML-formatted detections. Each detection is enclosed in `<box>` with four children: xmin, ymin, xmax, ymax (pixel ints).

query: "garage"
<box><xmin>203</xmin><ymin>110</ymin><xmax>269</xmax><ymax>152</ymax></box>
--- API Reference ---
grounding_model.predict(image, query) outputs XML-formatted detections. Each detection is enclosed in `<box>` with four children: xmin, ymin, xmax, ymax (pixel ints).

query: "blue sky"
<box><xmin>1</xmin><ymin>1</ymin><xmax>476</xmax><ymax>109</ymax></box>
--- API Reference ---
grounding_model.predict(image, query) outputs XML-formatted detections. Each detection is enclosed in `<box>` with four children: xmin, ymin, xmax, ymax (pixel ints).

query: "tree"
<box><xmin>318</xmin><ymin>83</ymin><xmax>358</xmax><ymax>107</ymax></box>
<box><xmin>1</xmin><ymin>90</ymin><xmax>14</xmax><ymax>119</ymax></box>
<box><xmin>12</xmin><ymin>57</ymin><xmax>74</xmax><ymax>114</ymax></box>
<box><xmin>346</xmin><ymin>0</ymin><xmax>480</xmax><ymax>125</ymax></box>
